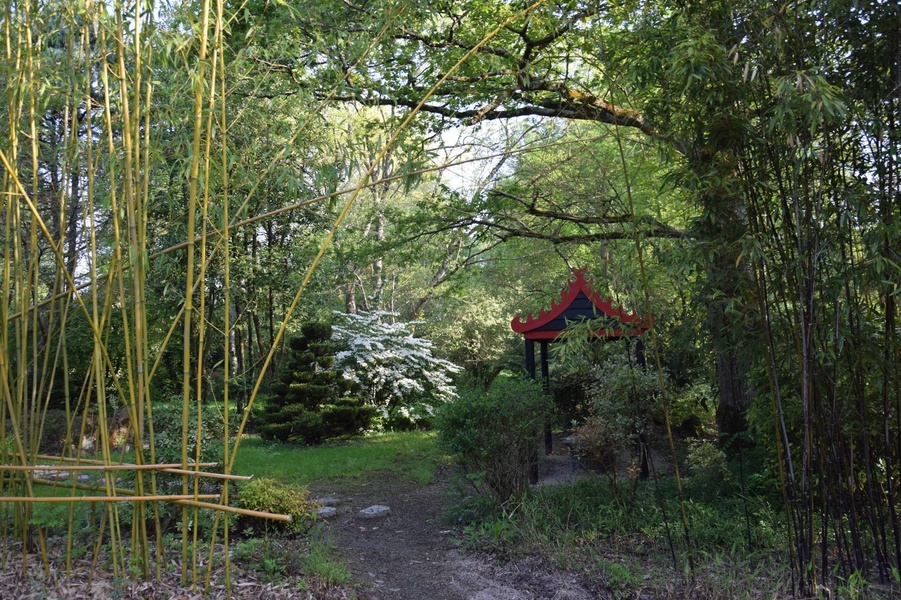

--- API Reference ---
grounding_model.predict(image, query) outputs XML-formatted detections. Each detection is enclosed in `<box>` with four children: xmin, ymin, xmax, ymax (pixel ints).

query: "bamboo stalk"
<box><xmin>181</xmin><ymin>0</ymin><xmax>212</xmax><ymax>583</ymax></box>
<box><xmin>35</xmin><ymin>455</ymin><xmax>217</xmax><ymax>467</ymax></box>
<box><xmin>214</xmin><ymin>1</ymin><xmax>232</xmax><ymax>589</ymax></box>
<box><xmin>172</xmin><ymin>499</ymin><xmax>292</xmax><ymax>522</ymax></box>
<box><xmin>157</xmin><ymin>469</ymin><xmax>250</xmax><ymax>481</ymax></box>
<box><xmin>0</xmin><ymin>495</ymin><xmax>220</xmax><ymax>503</ymax></box>
<box><xmin>1</xmin><ymin>463</ymin><xmax>218</xmax><ymax>472</ymax></box>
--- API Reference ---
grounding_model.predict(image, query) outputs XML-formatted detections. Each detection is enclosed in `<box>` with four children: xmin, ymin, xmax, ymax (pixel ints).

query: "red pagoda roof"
<box><xmin>510</xmin><ymin>268</ymin><xmax>649</xmax><ymax>340</ymax></box>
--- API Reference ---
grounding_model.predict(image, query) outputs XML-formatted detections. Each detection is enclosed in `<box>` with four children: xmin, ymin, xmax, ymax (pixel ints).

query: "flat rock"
<box><xmin>317</xmin><ymin>506</ymin><xmax>337</xmax><ymax>519</ymax></box>
<box><xmin>359</xmin><ymin>504</ymin><xmax>391</xmax><ymax>519</ymax></box>
<box><xmin>314</xmin><ymin>496</ymin><xmax>340</xmax><ymax>507</ymax></box>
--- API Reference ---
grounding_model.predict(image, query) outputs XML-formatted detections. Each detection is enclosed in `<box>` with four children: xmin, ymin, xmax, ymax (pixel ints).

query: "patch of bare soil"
<box><xmin>316</xmin><ymin>453</ymin><xmax>606</xmax><ymax>600</ymax></box>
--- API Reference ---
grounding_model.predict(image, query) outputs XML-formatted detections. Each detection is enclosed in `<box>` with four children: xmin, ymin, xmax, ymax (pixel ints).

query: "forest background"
<box><xmin>0</xmin><ymin>0</ymin><xmax>899</xmax><ymax>597</ymax></box>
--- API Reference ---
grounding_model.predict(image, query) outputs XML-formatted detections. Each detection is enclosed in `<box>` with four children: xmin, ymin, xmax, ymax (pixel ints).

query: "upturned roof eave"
<box><xmin>510</xmin><ymin>268</ymin><xmax>649</xmax><ymax>336</ymax></box>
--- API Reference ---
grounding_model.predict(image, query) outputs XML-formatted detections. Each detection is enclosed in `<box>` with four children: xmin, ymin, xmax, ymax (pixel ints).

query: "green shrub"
<box><xmin>237</xmin><ymin>477</ymin><xmax>316</xmax><ymax>534</ymax></box>
<box><xmin>135</xmin><ymin>400</ymin><xmax>231</xmax><ymax>535</ymax></box>
<box><xmin>684</xmin><ymin>439</ymin><xmax>734</xmax><ymax>501</ymax></box>
<box><xmin>38</xmin><ymin>409</ymin><xmax>72</xmax><ymax>455</ymax></box>
<box><xmin>437</xmin><ymin>375</ymin><xmax>552</xmax><ymax>505</ymax></box>
<box><xmin>570</xmin><ymin>416</ymin><xmax>622</xmax><ymax>474</ymax></box>
<box><xmin>260</xmin><ymin>321</ymin><xmax>375</xmax><ymax>444</ymax></box>
<box><xmin>150</xmin><ymin>400</ymin><xmax>227</xmax><ymax>470</ymax></box>
<box><xmin>572</xmin><ymin>354</ymin><xmax>663</xmax><ymax>481</ymax></box>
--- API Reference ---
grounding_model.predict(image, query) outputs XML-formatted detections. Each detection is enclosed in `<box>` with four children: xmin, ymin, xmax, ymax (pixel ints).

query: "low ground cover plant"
<box><xmin>236</xmin><ymin>477</ymin><xmax>317</xmax><ymax>535</ymax></box>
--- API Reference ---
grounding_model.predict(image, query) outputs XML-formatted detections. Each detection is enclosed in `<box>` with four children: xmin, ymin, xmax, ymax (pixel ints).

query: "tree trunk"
<box><xmin>344</xmin><ymin>275</ymin><xmax>357</xmax><ymax>314</ymax></box>
<box><xmin>713</xmin><ymin>337</ymin><xmax>751</xmax><ymax>438</ymax></box>
<box><xmin>694</xmin><ymin>158</ymin><xmax>754</xmax><ymax>439</ymax></box>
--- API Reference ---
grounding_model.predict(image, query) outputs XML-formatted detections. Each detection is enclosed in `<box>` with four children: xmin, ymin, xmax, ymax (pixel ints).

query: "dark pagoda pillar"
<box><xmin>540</xmin><ymin>340</ymin><xmax>552</xmax><ymax>455</ymax></box>
<box><xmin>525</xmin><ymin>339</ymin><xmax>536</xmax><ymax>380</ymax></box>
<box><xmin>525</xmin><ymin>339</ymin><xmax>540</xmax><ymax>484</ymax></box>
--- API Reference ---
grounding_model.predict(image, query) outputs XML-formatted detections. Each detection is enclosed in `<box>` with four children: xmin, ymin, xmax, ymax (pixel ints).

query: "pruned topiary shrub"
<box><xmin>437</xmin><ymin>375</ymin><xmax>552</xmax><ymax>505</ymax></box>
<box><xmin>236</xmin><ymin>477</ymin><xmax>316</xmax><ymax>535</ymax></box>
<box><xmin>260</xmin><ymin>321</ymin><xmax>375</xmax><ymax>444</ymax></box>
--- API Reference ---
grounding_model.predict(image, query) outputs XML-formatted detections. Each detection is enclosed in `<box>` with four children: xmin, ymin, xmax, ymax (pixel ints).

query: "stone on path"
<box><xmin>359</xmin><ymin>505</ymin><xmax>391</xmax><ymax>519</ymax></box>
<box><xmin>317</xmin><ymin>506</ymin><xmax>337</xmax><ymax>519</ymax></box>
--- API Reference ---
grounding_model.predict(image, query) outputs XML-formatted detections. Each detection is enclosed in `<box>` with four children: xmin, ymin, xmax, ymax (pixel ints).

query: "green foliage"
<box><xmin>150</xmin><ymin>400</ymin><xmax>227</xmax><ymax>469</ymax></box>
<box><xmin>429</xmin><ymin>287</ymin><xmax>517</xmax><ymax>390</ymax></box>
<box><xmin>457</xmin><ymin>475</ymin><xmax>788</xmax><ymax>597</ymax></box>
<box><xmin>565</xmin><ymin>348</ymin><xmax>664</xmax><ymax>481</ymax></box>
<box><xmin>683</xmin><ymin>440</ymin><xmax>734</xmax><ymax>502</ymax></box>
<box><xmin>437</xmin><ymin>375</ymin><xmax>552</xmax><ymax>505</ymax></box>
<box><xmin>36</xmin><ymin>409</ymin><xmax>72</xmax><ymax>455</ymax></box>
<box><xmin>570</xmin><ymin>417</ymin><xmax>624</xmax><ymax>476</ymax></box>
<box><xmin>137</xmin><ymin>401</ymin><xmax>233</xmax><ymax>535</ymax></box>
<box><xmin>261</xmin><ymin>321</ymin><xmax>375</xmax><ymax>444</ymax></box>
<box><xmin>231</xmin><ymin>531</ymin><xmax>350</xmax><ymax>587</ymax></box>
<box><xmin>231</xmin><ymin>537</ymin><xmax>287</xmax><ymax>582</ymax></box>
<box><xmin>302</xmin><ymin>536</ymin><xmax>352</xmax><ymax>587</ymax></box>
<box><xmin>237</xmin><ymin>477</ymin><xmax>316</xmax><ymax>535</ymax></box>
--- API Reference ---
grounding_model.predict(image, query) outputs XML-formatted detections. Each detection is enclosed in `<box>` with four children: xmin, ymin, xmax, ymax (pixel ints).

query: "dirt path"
<box><xmin>315</xmin><ymin>456</ymin><xmax>602</xmax><ymax>600</ymax></box>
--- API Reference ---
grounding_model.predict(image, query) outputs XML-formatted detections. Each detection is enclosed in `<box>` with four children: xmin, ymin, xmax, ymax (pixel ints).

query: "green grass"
<box><xmin>232</xmin><ymin>430</ymin><xmax>446</xmax><ymax>485</ymax></box>
<box><xmin>302</xmin><ymin>536</ymin><xmax>352</xmax><ymax>587</ymax></box>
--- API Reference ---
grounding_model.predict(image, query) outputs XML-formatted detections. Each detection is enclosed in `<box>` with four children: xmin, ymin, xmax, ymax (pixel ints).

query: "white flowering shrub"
<box><xmin>332</xmin><ymin>311</ymin><xmax>461</xmax><ymax>429</ymax></box>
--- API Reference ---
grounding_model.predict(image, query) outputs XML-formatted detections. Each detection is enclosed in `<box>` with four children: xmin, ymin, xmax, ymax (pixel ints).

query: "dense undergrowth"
<box><xmin>456</xmin><ymin>472</ymin><xmax>791</xmax><ymax>598</ymax></box>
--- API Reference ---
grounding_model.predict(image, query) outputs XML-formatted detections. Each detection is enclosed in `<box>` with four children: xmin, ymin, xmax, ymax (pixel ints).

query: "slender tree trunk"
<box><xmin>370</xmin><ymin>209</ymin><xmax>385</xmax><ymax>310</ymax></box>
<box><xmin>344</xmin><ymin>274</ymin><xmax>357</xmax><ymax>314</ymax></box>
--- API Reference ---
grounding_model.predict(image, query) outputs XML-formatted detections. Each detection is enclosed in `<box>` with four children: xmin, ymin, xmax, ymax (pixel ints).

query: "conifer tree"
<box><xmin>260</xmin><ymin>322</ymin><xmax>375</xmax><ymax>443</ymax></box>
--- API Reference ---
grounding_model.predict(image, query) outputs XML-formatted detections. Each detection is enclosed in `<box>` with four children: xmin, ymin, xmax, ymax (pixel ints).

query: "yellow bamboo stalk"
<box><xmin>190</xmin><ymin>32</ymin><xmax>221</xmax><ymax>585</ymax></box>
<box><xmin>1</xmin><ymin>463</ymin><xmax>218</xmax><ymax>472</ymax></box>
<box><xmin>35</xmin><ymin>456</ymin><xmax>218</xmax><ymax>468</ymax></box>
<box><xmin>1</xmin><ymin>2</ymin><xmax>50</xmax><ymax>576</ymax></box>
<box><xmin>0</xmin><ymin>495</ymin><xmax>220</xmax><ymax>503</ymax></box>
<box><xmin>94</xmin><ymin>16</ymin><xmax>124</xmax><ymax>577</ymax></box>
<box><xmin>23</xmin><ymin>5</ymin><xmax>52</xmax><ymax>574</ymax></box>
<box><xmin>157</xmin><ymin>469</ymin><xmax>250</xmax><ymax>481</ymax></box>
<box><xmin>182</xmin><ymin>0</ymin><xmax>212</xmax><ymax>582</ymax></box>
<box><xmin>172</xmin><ymin>499</ymin><xmax>291</xmax><ymax>522</ymax></box>
<box><xmin>18</xmin><ymin>480</ymin><xmax>286</xmax><ymax>522</ymax></box>
<box><xmin>215</xmin><ymin>0</ymin><xmax>232</xmax><ymax>589</ymax></box>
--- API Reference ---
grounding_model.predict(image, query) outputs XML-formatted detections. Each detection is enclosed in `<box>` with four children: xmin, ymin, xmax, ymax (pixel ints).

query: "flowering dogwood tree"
<box><xmin>332</xmin><ymin>311</ymin><xmax>461</xmax><ymax>429</ymax></box>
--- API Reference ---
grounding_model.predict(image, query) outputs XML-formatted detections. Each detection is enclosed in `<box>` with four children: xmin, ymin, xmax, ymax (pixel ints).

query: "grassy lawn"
<box><xmin>231</xmin><ymin>430</ymin><xmax>446</xmax><ymax>486</ymax></box>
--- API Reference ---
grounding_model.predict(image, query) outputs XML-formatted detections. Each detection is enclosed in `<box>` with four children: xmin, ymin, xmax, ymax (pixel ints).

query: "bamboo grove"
<box><xmin>0</xmin><ymin>0</ymin><xmax>270</xmax><ymax>590</ymax></box>
<box><xmin>0</xmin><ymin>0</ymin><xmax>899</xmax><ymax>596</ymax></box>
